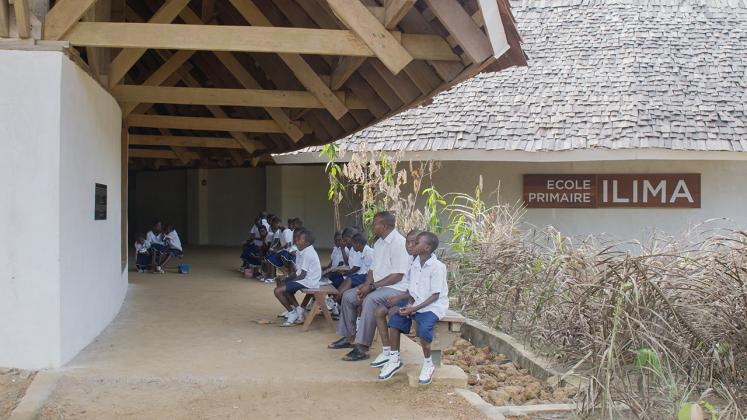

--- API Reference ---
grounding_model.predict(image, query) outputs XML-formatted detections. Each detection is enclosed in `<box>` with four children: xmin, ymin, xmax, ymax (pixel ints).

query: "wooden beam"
<box><xmin>63</xmin><ymin>22</ymin><xmax>460</xmax><ymax>62</ymax></box>
<box><xmin>325</xmin><ymin>0</ymin><xmax>412</xmax><ymax>74</ymax></box>
<box><xmin>330</xmin><ymin>57</ymin><xmax>366</xmax><ymax>90</ymax></box>
<box><xmin>226</xmin><ymin>0</ymin><xmax>349</xmax><ymax>120</ymax></box>
<box><xmin>201</xmin><ymin>0</ymin><xmax>214</xmax><ymax>22</ymax></box>
<box><xmin>43</xmin><ymin>0</ymin><xmax>98</xmax><ymax>40</ymax></box>
<box><xmin>383</xmin><ymin>0</ymin><xmax>416</xmax><ymax>30</ymax></box>
<box><xmin>126</xmin><ymin>114</ymin><xmax>310</xmax><ymax>134</ymax></box>
<box><xmin>128</xmin><ymin>148</ymin><xmax>200</xmax><ymax>160</ymax></box>
<box><xmin>423</xmin><ymin>0</ymin><xmax>493</xmax><ymax>64</ymax></box>
<box><xmin>328</xmin><ymin>0</ymin><xmax>414</xmax><ymax>90</ymax></box>
<box><xmin>129</xmin><ymin>134</ymin><xmax>255</xmax><ymax>149</ymax></box>
<box><xmin>174</xmin><ymin>7</ymin><xmax>305</xmax><ymax>143</ymax></box>
<box><xmin>13</xmin><ymin>0</ymin><xmax>30</xmax><ymax>38</ymax></box>
<box><xmin>111</xmin><ymin>85</ymin><xmax>367</xmax><ymax>110</ymax></box>
<box><xmin>0</xmin><ymin>0</ymin><xmax>9</xmax><ymax>37</ymax></box>
<box><xmin>107</xmin><ymin>0</ymin><xmax>190</xmax><ymax>88</ymax></box>
<box><xmin>122</xmin><ymin>49</ymin><xmax>195</xmax><ymax>116</ymax></box>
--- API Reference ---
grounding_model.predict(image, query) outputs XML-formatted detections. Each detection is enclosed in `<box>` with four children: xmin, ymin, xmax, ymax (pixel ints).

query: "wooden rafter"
<box><xmin>329</xmin><ymin>0</ymin><xmax>415</xmax><ymax>90</ymax></box>
<box><xmin>325</xmin><ymin>0</ymin><xmax>412</xmax><ymax>74</ymax></box>
<box><xmin>108</xmin><ymin>0</ymin><xmax>190</xmax><ymax>88</ymax></box>
<box><xmin>423</xmin><ymin>0</ymin><xmax>493</xmax><ymax>64</ymax></box>
<box><xmin>128</xmin><ymin>148</ymin><xmax>200</xmax><ymax>160</ymax></box>
<box><xmin>122</xmin><ymin>49</ymin><xmax>195</xmax><ymax>116</ymax></box>
<box><xmin>126</xmin><ymin>114</ymin><xmax>311</xmax><ymax>134</ymax></box>
<box><xmin>227</xmin><ymin>0</ymin><xmax>349</xmax><ymax>120</ymax></box>
<box><xmin>111</xmin><ymin>85</ymin><xmax>368</xmax><ymax>110</ymax></box>
<box><xmin>62</xmin><ymin>23</ymin><xmax>460</xmax><ymax>62</ymax></box>
<box><xmin>129</xmin><ymin>134</ymin><xmax>258</xmax><ymax>149</ymax></box>
<box><xmin>43</xmin><ymin>0</ymin><xmax>98</xmax><ymax>40</ymax></box>
<box><xmin>13</xmin><ymin>0</ymin><xmax>30</xmax><ymax>38</ymax></box>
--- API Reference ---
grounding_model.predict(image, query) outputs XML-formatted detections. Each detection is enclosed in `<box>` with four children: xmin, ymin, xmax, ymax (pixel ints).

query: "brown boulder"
<box><xmin>467</xmin><ymin>374</ymin><xmax>479</xmax><ymax>385</ymax></box>
<box><xmin>487</xmin><ymin>390</ymin><xmax>510</xmax><ymax>406</ymax></box>
<box><xmin>501</xmin><ymin>385</ymin><xmax>526</xmax><ymax>403</ymax></box>
<box><xmin>453</xmin><ymin>338</ymin><xmax>471</xmax><ymax>350</ymax></box>
<box><xmin>481</xmin><ymin>377</ymin><xmax>499</xmax><ymax>390</ymax></box>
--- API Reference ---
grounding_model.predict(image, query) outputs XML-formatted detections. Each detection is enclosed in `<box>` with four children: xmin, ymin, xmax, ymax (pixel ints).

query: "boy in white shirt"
<box><xmin>334</xmin><ymin>233</ymin><xmax>373</xmax><ymax>292</ymax></box>
<box><xmin>146</xmin><ymin>220</ymin><xmax>167</xmax><ymax>274</ymax></box>
<box><xmin>273</xmin><ymin>228</ymin><xmax>321</xmax><ymax>326</ymax></box>
<box><xmin>157</xmin><ymin>224</ymin><xmax>183</xmax><ymax>271</ymax></box>
<box><xmin>378</xmin><ymin>231</ymin><xmax>449</xmax><ymax>385</ymax></box>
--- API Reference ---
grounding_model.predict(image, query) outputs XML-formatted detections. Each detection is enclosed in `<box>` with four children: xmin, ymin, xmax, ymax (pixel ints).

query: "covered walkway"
<box><xmin>37</xmin><ymin>247</ymin><xmax>480</xmax><ymax>419</ymax></box>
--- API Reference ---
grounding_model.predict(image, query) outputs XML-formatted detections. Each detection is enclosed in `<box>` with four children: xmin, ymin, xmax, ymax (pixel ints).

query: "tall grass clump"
<box><xmin>447</xmin><ymin>186</ymin><xmax>747</xmax><ymax>419</ymax></box>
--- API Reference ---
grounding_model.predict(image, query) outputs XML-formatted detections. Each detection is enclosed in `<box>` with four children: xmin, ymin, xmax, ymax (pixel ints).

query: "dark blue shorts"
<box><xmin>348</xmin><ymin>273</ymin><xmax>367</xmax><ymax>287</ymax></box>
<box><xmin>150</xmin><ymin>243</ymin><xmax>167</xmax><ymax>253</ymax></box>
<box><xmin>329</xmin><ymin>273</ymin><xmax>344</xmax><ymax>288</ymax></box>
<box><xmin>168</xmin><ymin>248</ymin><xmax>183</xmax><ymax>257</ymax></box>
<box><xmin>284</xmin><ymin>281</ymin><xmax>306</xmax><ymax>294</ymax></box>
<box><xmin>135</xmin><ymin>252</ymin><xmax>150</xmax><ymax>269</ymax></box>
<box><xmin>267</xmin><ymin>251</ymin><xmax>295</xmax><ymax>268</ymax></box>
<box><xmin>388</xmin><ymin>310</ymin><xmax>440</xmax><ymax>343</ymax></box>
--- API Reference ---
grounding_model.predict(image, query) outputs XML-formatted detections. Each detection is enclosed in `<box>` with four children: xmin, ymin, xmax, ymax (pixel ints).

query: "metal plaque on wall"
<box><xmin>95</xmin><ymin>183</ymin><xmax>107</xmax><ymax>220</ymax></box>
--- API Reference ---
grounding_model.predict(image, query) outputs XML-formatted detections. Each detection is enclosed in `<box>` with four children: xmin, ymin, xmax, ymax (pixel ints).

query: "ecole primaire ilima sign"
<box><xmin>523</xmin><ymin>174</ymin><xmax>701</xmax><ymax>208</ymax></box>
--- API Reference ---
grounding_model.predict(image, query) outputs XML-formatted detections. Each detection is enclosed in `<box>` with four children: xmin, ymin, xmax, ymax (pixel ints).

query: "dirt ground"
<box><xmin>33</xmin><ymin>246</ymin><xmax>483</xmax><ymax>419</ymax></box>
<box><xmin>40</xmin><ymin>378</ymin><xmax>481</xmax><ymax>420</ymax></box>
<box><xmin>0</xmin><ymin>368</ymin><xmax>35</xmax><ymax>420</ymax></box>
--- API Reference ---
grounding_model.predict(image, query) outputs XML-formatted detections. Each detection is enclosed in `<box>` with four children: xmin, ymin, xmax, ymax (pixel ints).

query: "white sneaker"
<box><xmin>378</xmin><ymin>358</ymin><xmax>403</xmax><ymax>381</ymax></box>
<box><xmin>369</xmin><ymin>351</ymin><xmax>390</xmax><ymax>368</ymax></box>
<box><xmin>356</xmin><ymin>316</ymin><xmax>361</xmax><ymax>332</ymax></box>
<box><xmin>330</xmin><ymin>303</ymin><xmax>340</xmax><ymax>317</ymax></box>
<box><xmin>281</xmin><ymin>309</ymin><xmax>299</xmax><ymax>326</ymax></box>
<box><xmin>263</xmin><ymin>277</ymin><xmax>275</xmax><ymax>284</ymax></box>
<box><xmin>278</xmin><ymin>310</ymin><xmax>290</xmax><ymax>319</ymax></box>
<box><xmin>156</xmin><ymin>266</ymin><xmax>165</xmax><ymax>274</ymax></box>
<box><xmin>325</xmin><ymin>297</ymin><xmax>336</xmax><ymax>311</ymax></box>
<box><xmin>418</xmin><ymin>362</ymin><xmax>435</xmax><ymax>385</ymax></box>
<box><xmin>306</xmin><ymin>299</ymin><xmax>315</xmax><ymax>311</ymax></box>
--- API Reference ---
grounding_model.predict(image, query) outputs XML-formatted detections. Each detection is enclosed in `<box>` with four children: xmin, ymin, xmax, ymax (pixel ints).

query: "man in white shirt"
<box><xmin>274</xmin><ymin>228</ymin><xmax>321</xmax><ymax>326</ymax></box>
<box><xmin>328</xmin><ymin>211</ymin><xmax>411</xmax><ymax>362</ymax></box>
<box><xmin>377</xmin><ymin>231</ymin><xmax>448</xmax><ymax>385</ymax></box>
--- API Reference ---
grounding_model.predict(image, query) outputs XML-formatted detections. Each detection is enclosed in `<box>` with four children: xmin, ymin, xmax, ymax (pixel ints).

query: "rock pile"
<box><xmin>443</xmin><ymin>339</ymin><xmax>577</xmax><ymax>407</ymax></box>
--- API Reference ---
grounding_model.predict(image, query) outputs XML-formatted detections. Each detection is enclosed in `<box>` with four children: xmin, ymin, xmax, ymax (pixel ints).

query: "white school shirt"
<box><xmin>372</xmin><ymin>229</ymin><xmax>411</xmax><ymax>292</ymax></box>
<box><xmin>349</xmin><ymin>245</ymin><xmax>374</xmax><ymax>275</ymax></box>
<box><xmin>135</xmin><ymin>241</ymin><xmax>149</xmax><ymax>254</ymax></box>
<box><xmin>295</xmin><ymin>245</ymin><xmax>321</xmax><ymax>289</ymax></box>
<box><xmin>165</xmin><ymin>230</ymin><xmax>182</xmax><ymax>251</ymax></box>
<box><xmin>407</xmin><ymin>254</ymin><xmax>449</xmax><ymax>319</ymax></box>
<box><xmin>147</xmin><ymin>230</ymin><xmax>164</xmax><ymax>246</ymax></box>
<box><xmin>330</xmin><ymin>246</ymin><xmax>344</xmax><ymax>267</ymax></box>
<box><xmin>250</xmin><ymin>224</ymin><xmax>264</xmax><ymax>246</ymax></box>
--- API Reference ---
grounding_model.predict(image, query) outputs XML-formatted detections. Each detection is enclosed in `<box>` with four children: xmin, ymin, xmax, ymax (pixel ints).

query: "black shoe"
<box><xmin>328</xmin><ymin>337</ymin><xmax>353</xmax><ymax>349</ymax></box>
<box><xmin>342</xmin><ymin>347</ymin><xmax>370</xmax><ymax>361</ymax></box>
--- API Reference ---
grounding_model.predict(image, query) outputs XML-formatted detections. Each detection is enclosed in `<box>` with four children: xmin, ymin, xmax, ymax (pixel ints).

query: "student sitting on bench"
<box><xmin>273</xmin><ymin>228</ymin><xmax>321</xmax><ymax>327</ymax></box>
<box><xmin>377</xmin><ymin>231</ymin><xmax>448</xmax><ymax>385</ymax></box>
<box><xmin>146</xmin><ymin>220</ymin><xmax>167</xmax><ymax>274</ymax></box>
<box><xmin>159</xmin><ymin>224</ymin><xmax>183</xmax><ymax>270</ymax></box>
<box><xmin>322</xmin><ymin>231</ymin><xmax>345</xmax><ymax>278</ymax></box>
<box><xmin>134</xmin><ymin>233</ymin><xmax>151</xmax><ymax>273</ymax></box>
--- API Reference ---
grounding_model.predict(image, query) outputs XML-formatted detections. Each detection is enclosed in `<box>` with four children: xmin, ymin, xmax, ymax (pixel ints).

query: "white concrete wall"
<box><xmin>0</xmin><ymin>50</ymin><xmax>126</xmax><ymax>369</ymax></box>
<box><xmin>0</xmin><ymin>51</ymin><xmax>63</xmax><ymax>369</ymax></box>
<box><xmin>58</xmin><ymin>56</ymin><xmax>126</xmax><ymax>364</ymax></box>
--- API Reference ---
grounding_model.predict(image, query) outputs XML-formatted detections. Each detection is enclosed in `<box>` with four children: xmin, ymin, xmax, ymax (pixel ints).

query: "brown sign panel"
<box><xmin>523</xmin><ymin>174</ymin><xmax>700</xmax><ymax>209</ymax></box>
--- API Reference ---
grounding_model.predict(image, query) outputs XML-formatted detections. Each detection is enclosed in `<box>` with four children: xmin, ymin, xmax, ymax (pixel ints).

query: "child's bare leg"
<box><xmin>159</xmin><ymin>253</ymin><xmax>171</xmax><ymax>268</ymax></box>
<box><xmin>421</xmin><ymin>339</ymin><xmax>432</xmax><ymax>358</ymax></box>
<box><xmin>375</xmin><ymin>306</ymin><xmax>391</xmax><ymax>347</ymax></box>
<box><xmin>287</xmin><ymin>292</ymin><xmax>300</xmax><ymax>307</ymax></box>
<box><xmin>274</xmin><ymin>285</ymin><xmax>292</xmax><ymax>310</ymax></box>
<box><xmin>300</xmin><ymin>294</ymin><xmax>313</xmax><ymax>308</ymax></box>
<box><xmin>389</xmin><ymin>327</ymin><xmax>401</xmax><ymax>352</ymax></box>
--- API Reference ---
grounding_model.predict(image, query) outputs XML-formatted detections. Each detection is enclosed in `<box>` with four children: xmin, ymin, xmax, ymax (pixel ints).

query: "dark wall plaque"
<box><xmin>95</xmin><ymin>183</ymin><xmax>107</xmax><ymax>220</ymax></box>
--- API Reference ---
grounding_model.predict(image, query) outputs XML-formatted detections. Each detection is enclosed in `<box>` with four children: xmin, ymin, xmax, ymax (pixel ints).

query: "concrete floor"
<box><xmin>37</xmin><ymin>246</ymin><xmax>482</xmax><ymax>419</ymax></box>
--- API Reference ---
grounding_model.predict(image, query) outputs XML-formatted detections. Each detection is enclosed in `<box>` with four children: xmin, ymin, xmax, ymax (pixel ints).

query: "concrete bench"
<box><xmin>407</xmin><ymin>309</ymin><xmax>466</xmax><ymax>366</ymax></box>
<box><xmin>300</xmin><ymin>285</ymin><xmax>339</xmax><ymax>332</ymax></box>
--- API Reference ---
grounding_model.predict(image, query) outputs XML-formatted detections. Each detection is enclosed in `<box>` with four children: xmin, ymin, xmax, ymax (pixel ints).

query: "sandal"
<box><xmin>342</xmin><ymin>347</ymin><xmax>370</xmax><ymax>361</ymax></box>
<box><xmin>328</xmin><ymin>337</ymin><xmax>353</xmax><ymax>349</ymax></box>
